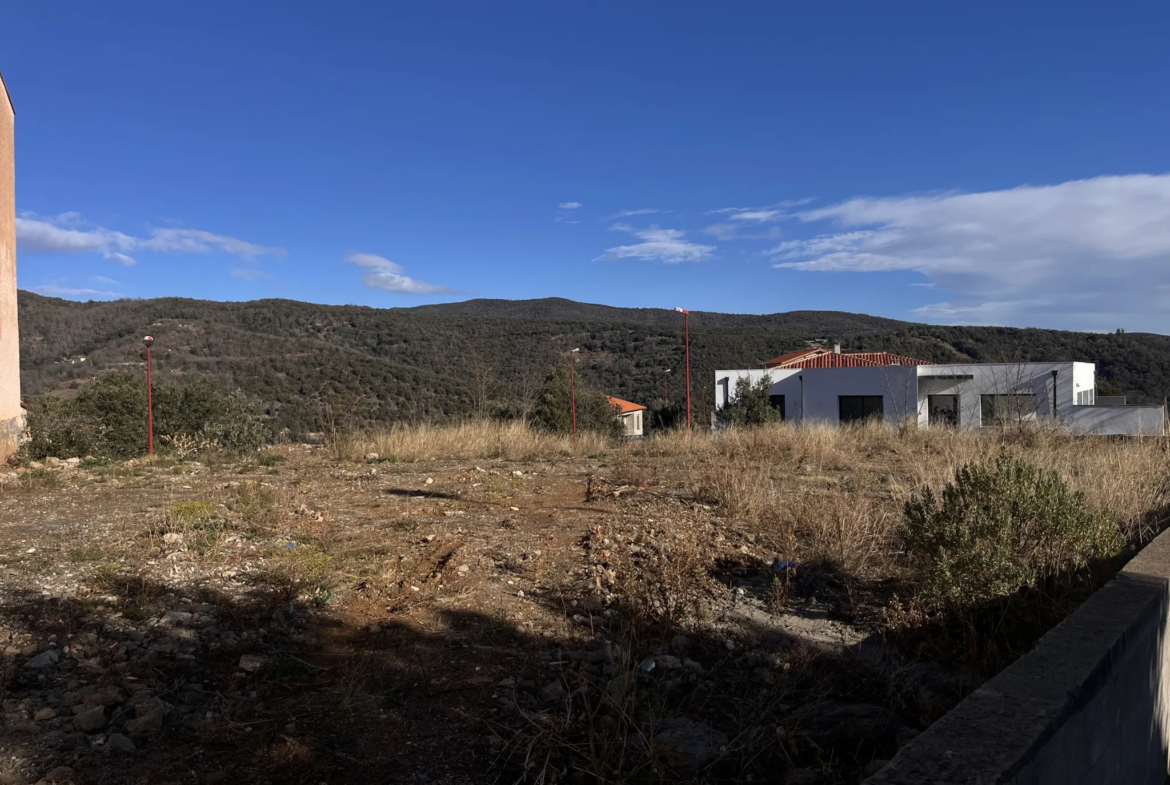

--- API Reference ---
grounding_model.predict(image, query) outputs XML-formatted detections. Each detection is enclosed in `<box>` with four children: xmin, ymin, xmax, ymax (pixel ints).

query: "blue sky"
<box><xmin>6</xmin><ymin>2</ymin><xmax>1170</xmax><ymax>331</ymax></box>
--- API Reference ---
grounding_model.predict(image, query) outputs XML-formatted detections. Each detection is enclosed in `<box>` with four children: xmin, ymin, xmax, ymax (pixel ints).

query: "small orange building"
<box><xmin>607</xmin><ymin>396</ymin><xmax>647</xmax><ymax>438</ymax></box>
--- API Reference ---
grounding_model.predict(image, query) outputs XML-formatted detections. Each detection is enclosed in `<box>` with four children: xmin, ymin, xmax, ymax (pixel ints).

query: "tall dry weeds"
<box><xmin>631</xmin><ymin>421</ymin><xmax>1170</xmax><ymax>578</ymax></box>
<box><xmin>332</xmin><ymin>420</ymin><xmax>612</xmax><ymax>463</ymax></box>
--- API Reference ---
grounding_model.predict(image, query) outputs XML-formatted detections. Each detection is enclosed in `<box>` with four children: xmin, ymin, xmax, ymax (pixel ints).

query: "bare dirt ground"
<box><xmin>0</xmin><ymin>429</ymin><xmax>1157</xmax><ymax>785</ymax></box>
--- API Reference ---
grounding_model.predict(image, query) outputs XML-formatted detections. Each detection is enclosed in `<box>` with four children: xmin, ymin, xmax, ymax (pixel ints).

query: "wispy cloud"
<box><xmin>702</xmin><ymin>202</ymin><xmax>806</xmax><ymax>241</ymax></box>
<box><xmin>555</xmin><ymin>202</ymin><xmax>584</xmax><ymax>224</ymax></box>
<box><xmin>771</xmin><ymin>174</ymin><xmax>1170</xmax><ymax>328</ymax></box>
<box><xmin>615</xmin><ymin>208</ymin><xmax>663</xmax><ymax>217</ymax></box>
<box><xmin>344</xmin><ymin>253</ymin><xmax>451</xmax><ymax>295</ymax></box>
<box><xmin>90</xmin><ymin>275</ymin><xmax>121</xmax><ymax>285</ymax></box>
<box><xmin>16</xmin><ymin>212</ymin><xmax>286</xmax><ymax>266</ymax></box>
<box><xmin>35</xmin><ymin>283</ymin><xmax>124</xmax><ymax>299</ymax></box>
<box><xmin>601</xmin><ymin>224</ymin><xmax>714</xmax><ymax>264</ymax></box>
<box><xmin>707</xmin><ymin>199</ymin><xmax>813</xmax><ymax>221</ymax></box>
<box><xmin>703</xmin><ymin>223</ymin><xmax>782</xmax><ymax>241</ymax></box>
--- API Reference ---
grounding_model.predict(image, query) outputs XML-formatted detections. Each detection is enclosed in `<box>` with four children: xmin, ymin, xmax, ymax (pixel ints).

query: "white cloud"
<box><xmin>703</xmin><ymin>223</ymin><xmax>782</xmax><ymax>241</ymax></box>
<box><xmin>35</xmin><ymin>284</ymin><xmax>124</xmax><ymax>299</ymax></box>
<box><xmin>707</xmin><ymin>200</ymin><xmax>813</xmax><ymax>221</ymax></box>
<box><xmin>730</xmin><ymin>209</ymin><xmax>783</xmax><ymax>222</ymax></box>
<box><xmin>230</xmin><ymin>268</ymin><xmax>274</xmax><ymax>281</ymax></box>
<box><xmin>344</xmin><ymin>253</ymin><xmax>451</xmax><ymax>295</ymax></box>
<box><xmin>702</xmin><ymin>203</ymin><xmax>805</xmax><ymax>240</ymax></box>
<box><xmin>615</xmin><ymin>208</ymin><xmax>663</xmax><ymax>217</ymax></box>
<box><xmin>91</xmin><ymin>275</ymin><xmax>120</xmax><ymax>285</ymax></box>
<box><xmin>558</xmin><ymin>202</ymin><xmax>583</xmax><ymax>209</ymax></box>
<box><xmin>601</xmin><ymin>224</ymin><xmax>714</xmax><ymax>264</ymax></box>
<box><xmin>16</xmin><ymin>212</ymin><xmax>285</xmax><ymax>267</ymax></box>
<box><xmin>771</xmin><ymin>174</ymin><xmax>1170</xmax><ymax>329</ymax></box>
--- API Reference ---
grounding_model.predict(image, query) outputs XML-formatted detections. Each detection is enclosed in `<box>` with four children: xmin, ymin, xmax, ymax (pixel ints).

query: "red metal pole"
<box><xmin>146</xmin><ymin>345</ymin><xmax>154</xmax><ymax>455</ymax></box>
<box><xmin>685</xmin><ymin>311</ymin><xmax>692</xmax><ymax>432</ymax></box>
<box><xmin>570</xmin><ymin>352</ymin><xmax>577</xmax><ymax>448</ymax></box>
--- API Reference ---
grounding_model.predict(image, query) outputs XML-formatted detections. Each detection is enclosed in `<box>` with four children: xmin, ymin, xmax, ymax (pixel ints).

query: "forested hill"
<box><xmin>18</xmin><ymin>291</ymin><xmax>1170</xmax><ymax>435</ymax></box>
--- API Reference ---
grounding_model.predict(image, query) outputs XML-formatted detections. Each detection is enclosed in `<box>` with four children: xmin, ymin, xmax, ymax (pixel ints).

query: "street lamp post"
<box><xmin>569</xmin><ymin>348</ymin><xmax>580</xmax><ymax>448</ymax></box>
<box><xmin>664</xmin><ymin>368</ymin><xmax>671</xmax><ymax>407</ymax></box>
<box><xmin>674</xmin><ymin>308</ymin><xmax>691</xmax><ymax>431</ymax></box>
<box><xmin>144</xmin><ymin>335</ymin><xmax>155</xmax><ymax>456</ymax></box>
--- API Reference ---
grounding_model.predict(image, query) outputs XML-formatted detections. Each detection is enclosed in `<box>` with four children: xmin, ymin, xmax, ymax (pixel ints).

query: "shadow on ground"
<box><xmin>0</xmin><ymin>556</ymin><xmax>937</xmax><ymax>785</ymax></box>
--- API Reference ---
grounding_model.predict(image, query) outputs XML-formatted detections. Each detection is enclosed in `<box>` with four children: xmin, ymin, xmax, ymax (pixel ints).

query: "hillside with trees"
<box><xmin>18</xmin><ymin>291</ymin><xmax>1170</xmax><ymax>436</ymax></box>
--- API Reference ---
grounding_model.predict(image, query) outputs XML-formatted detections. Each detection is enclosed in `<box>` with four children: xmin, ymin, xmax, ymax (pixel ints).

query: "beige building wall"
<box><xmin>0</xmin><ymin>74</ymin><xmax>23</xmax><ymax>457</ymax></box>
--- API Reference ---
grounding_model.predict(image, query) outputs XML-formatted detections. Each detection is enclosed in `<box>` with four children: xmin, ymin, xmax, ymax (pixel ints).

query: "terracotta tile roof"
<box><xmin>607</xmin><ymin>396</ymin><xmax>647</xmax><ymax>414</ymax></box>
<box><xmin>763</xmin><ymin>349</ymin><xmax>932</xmax><ymax>369</ymax></box>
<box><xmin>762</xmin><ymin>349</ymin><xmax>825</xmax><ymax>366</ymax></box>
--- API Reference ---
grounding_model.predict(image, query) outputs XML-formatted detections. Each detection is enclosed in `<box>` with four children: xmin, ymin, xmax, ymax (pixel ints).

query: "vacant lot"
<box><xmin>0</xmin><ymin>423</ymin><xmax>1166</xmax><ymax>785</ymax></box>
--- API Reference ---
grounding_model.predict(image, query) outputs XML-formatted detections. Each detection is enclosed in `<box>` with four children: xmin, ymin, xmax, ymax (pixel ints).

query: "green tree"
<box><xmin>530</xmin><ymin>365</ymin><xmax>623</xmax><ymax>438</ymax></box>
<box><xmin>24</xmin><ymin>370</ymin><xmax>271</xmax><ymax>459</ymax></box>
<box><xmin>716</xmin><ymin>374</ymin><xmax>783</xmax><ymax>427</ymax></box>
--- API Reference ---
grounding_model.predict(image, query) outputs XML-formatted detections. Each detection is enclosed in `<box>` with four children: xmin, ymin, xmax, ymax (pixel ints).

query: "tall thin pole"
<box><xmin>674</xmin><ymin>308</ymin><xmax>692</xmax><ymax>432</ymax></box>
<box><xmin>664</xmin><ymin>370</ymin><xmax>669</xmax><ymax>406</ymax></box>
<box><xmin>570</xmin><ymin>351</ymin><xmax>578</xmax><ymax>448</ymax></box>
<box><xmin>684</xmin><ymin>311</ymin><xmax>692</xmax><ymax>431</ymax></box>
<box><xmin>145</xmin><ymin>342</ymin><xmax>154</xmax><ymax>456</ymax></box>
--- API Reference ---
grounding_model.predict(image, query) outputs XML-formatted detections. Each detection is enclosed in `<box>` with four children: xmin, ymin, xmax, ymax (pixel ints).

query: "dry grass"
<box><xmin>631</xmin><ymin>421</ymin><xmax>1170</xmax><ymax>579</ymax></box>
<box><xmin>332</xmin><ymin>420</ymin><xmax>613</xmax><ymax>463</ymax></box>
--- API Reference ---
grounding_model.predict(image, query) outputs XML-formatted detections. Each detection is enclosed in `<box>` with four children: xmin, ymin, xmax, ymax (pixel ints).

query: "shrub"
<box><xmin>899</xmin><ymin>451</ymin><xmax>1124</xmax><ymax>609</ymax></box>
<box><xmin>716</xmin><ymin>374</ymin><xmax>782</xmax><ymax>427</ymax></box>
<box><xmin>530</xmin><ymin>365</ymin><xmax>623</xmax><ymax>439</ymax></box>
<box><xmin>24</xmin><ymin>371</ymin><xmax>270</xmax><ymax>459</ymax></box>
<box><xmin>196</xmin><ymin>390</ymin><xmax>269</xmax><ymax>454</ymax></box>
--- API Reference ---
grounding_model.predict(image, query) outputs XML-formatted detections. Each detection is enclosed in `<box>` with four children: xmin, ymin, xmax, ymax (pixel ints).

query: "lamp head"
<box><xmin>674</xmin><ymin>307</ymin><xmax>689</xmax><ymax>314</ymax></box>
<box><xmin>143</xmin><ymin>335</ymin><xmax>154</xmax><ymax>347</ymax></box>
<box><xmin>570</xmin><ymin>348</ymin><xmax>580</xmax><ymax>353</ymax></box>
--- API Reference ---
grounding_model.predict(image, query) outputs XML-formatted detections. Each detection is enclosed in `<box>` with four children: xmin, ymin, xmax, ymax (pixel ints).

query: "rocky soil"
<box><xmin>0</xmin><ymin>449</ymin><xmax>968</xmax><ymax>784</ymax></box>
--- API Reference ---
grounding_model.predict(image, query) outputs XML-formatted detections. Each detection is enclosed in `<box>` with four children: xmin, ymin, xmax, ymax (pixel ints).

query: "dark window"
<box><xmin>769</xmin><ymin>394</ymin><xmax>785</xmax><ymax>420</ymax></box>
<box><xmin>980</xmin><ymin>394</ymin><xmax>1039</xmax><ymax>425</ymax></box>
<box><xmin>928</xmin><ymin>394</ymin><xmax>959</xmax><ymax>426</ymax></box>
<box><xmin>839</xmin><ymin>396</ymin><xmax>884</xmax><ymax>423</ymax></box>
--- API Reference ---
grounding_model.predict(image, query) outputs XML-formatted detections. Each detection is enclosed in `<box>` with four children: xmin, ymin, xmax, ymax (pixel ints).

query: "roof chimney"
<box><xmin>833</xmin><ymin>343</ymin><xmax>841</xmax><ymax>354</ymax></box>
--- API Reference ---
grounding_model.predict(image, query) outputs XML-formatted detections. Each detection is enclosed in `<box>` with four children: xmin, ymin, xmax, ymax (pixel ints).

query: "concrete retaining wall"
<box><xmin>867</xmin><ymin>527</ymin><xmax>1170</xmax><ymax>785</ymax></box>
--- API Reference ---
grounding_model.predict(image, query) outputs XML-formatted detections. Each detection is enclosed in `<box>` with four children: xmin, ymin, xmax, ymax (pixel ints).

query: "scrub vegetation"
<box><xmin>18</xmin><ymin>291</ymin><xmax>1164</xmax><ymax>439</ymax></box>
<box><xmin>1</xmin><ymin>419</ymin><xmax>1166</xmax><ymax>784</ymax></box>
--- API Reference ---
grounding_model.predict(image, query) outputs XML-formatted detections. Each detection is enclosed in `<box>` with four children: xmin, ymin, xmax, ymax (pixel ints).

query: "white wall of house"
<box><xmin>1072</xmin><ymin>362</ymin><xmax>1096</xmax><ymax>405</ymax></box>
<box><xmin>916</xmin><ymin>362</ymin><xmax>1079</xmax><ymax>427</ymax></box>
<box><xmin>715</xmin><ymin>360</ymin><xmax>1164</xmax><ymax>435</ymax></box>
<box><xmin>714</xmin><ymin>368</ymin><xmax>799</xmax><ymax>410</ymax></box>
<box><xmin>793</xmin><ymin>366</ymin><xmax>919</xmax><ymax>424</ymax></box>
<box><xmin>620</xmin><ymin>409</ymin><xmax>644</xmax><ymax>437</ymax></box>
<box><xmin>715</xmin><ymin>366</ymin><xmax>918</xmax><ymax>424</ymax></box>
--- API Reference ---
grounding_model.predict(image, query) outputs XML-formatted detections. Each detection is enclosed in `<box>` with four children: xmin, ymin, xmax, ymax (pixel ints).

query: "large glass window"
<box><xmin>839</xmin><ymin>396</ymin><xmax>884</xmax><ymax>423</ymax></box>
<box><xmin>980</xmin><ymin>394</ymin><xmax>1039</xmax><ymax>425</ymax></box>
<box><xmin>928</xmin><ymin>394</ymin><xmax>959</xmax><ymax>426</ymax></box>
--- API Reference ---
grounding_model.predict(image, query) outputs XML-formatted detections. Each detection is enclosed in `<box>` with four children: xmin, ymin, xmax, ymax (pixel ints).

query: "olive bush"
<box><xmin>899</xmin><ymin>451</ymin><xmax>1124</xmax><ymax>609</ymax></box>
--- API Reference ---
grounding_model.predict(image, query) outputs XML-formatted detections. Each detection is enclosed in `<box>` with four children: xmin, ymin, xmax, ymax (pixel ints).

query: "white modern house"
<box><xmin>715</xmin><ymin>348</ymin><xmax>1165</xmax><ymax>436</ymax></box>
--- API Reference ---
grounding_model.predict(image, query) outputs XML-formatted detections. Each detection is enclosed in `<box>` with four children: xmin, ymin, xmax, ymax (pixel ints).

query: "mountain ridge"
<box><xmin>18</xmin><ymin>291</ymin><xmax>1170</xmax><ymax>434</ymax></box>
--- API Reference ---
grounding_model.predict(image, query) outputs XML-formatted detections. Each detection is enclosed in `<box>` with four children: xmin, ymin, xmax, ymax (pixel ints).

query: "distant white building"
<box><xmin>607</xmin><ymin>396</ymin><xmax>647</xmax><ymax>438</ymax></box>
<box><xmin>715</xmin><ymin>348</ymin><xmax>1164</xmax><ymax>436</ymax></box>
